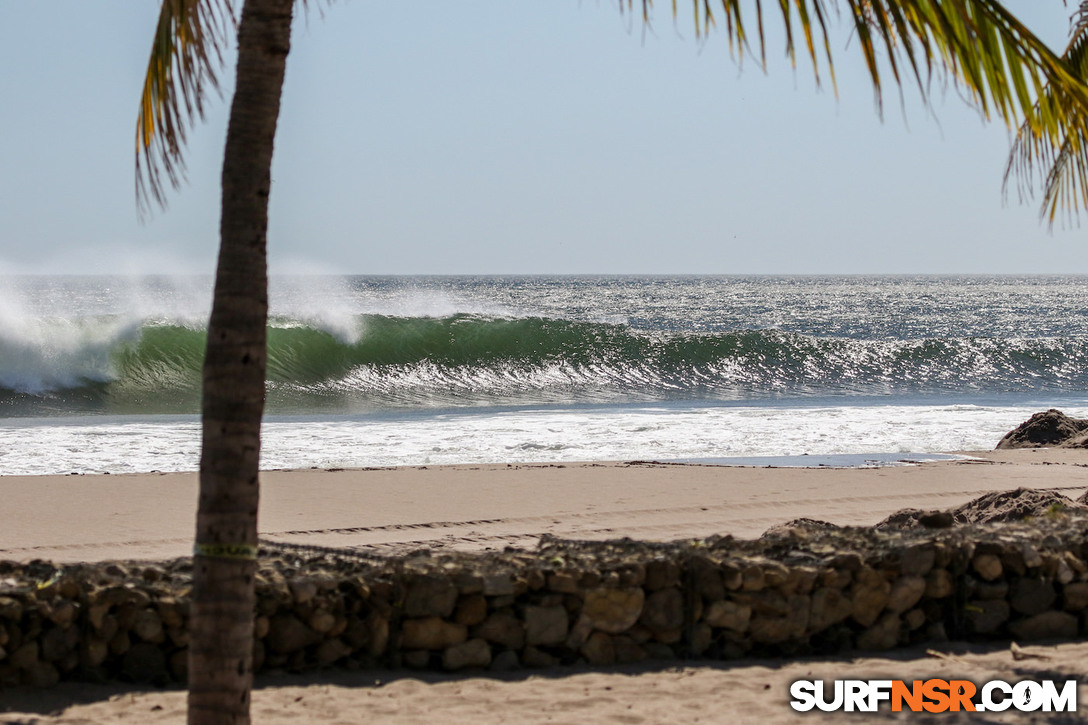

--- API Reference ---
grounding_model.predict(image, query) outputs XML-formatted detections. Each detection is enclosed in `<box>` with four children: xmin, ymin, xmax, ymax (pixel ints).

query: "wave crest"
<box><xmin>3</xmin><ymin>313</ymin><xmax>1088</xmax><ymax>415</ymax></box>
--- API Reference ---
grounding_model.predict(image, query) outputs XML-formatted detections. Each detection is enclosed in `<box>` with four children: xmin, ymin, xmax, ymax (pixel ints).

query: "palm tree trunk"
<box><xmin>188</xmin><ymin>0</ymin><xmax>293</xmax><ymax>722</ymax></box>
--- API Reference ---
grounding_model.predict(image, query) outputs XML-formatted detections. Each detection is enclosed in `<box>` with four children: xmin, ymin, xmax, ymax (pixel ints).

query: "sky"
<box><xmin>0</xmin><ymin>0</ymin><xmax>1085</xmax><ymax>275</ymax></box>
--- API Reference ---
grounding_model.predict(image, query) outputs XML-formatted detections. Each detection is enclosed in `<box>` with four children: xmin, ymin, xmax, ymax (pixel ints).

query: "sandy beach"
<box><xmin>2</xmin><ymin>449</ymin><xmax>1087</xmax><ymax>564</ymax></box>
<box><xmin>3</xmin><ymin>448</ymin><xmax>1088</xmax><ymax>722</ymax></box>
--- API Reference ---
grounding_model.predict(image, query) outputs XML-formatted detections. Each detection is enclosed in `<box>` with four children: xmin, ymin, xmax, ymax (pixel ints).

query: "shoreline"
<box><xmin>3</xmin><ymin>448</ymin><xmax>1087</xmax><ymax>564</ymax></box>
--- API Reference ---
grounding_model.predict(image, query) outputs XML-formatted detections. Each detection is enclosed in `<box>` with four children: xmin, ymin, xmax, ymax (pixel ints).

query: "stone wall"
<box><xmin>3</xmin><ymin>515</ymin><xmax>1088</xmax><ymax>688</ymax></box>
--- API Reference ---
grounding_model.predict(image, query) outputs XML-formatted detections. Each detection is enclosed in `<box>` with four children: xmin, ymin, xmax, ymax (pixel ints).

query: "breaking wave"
<box><xmin>4</xmin><ymin>313</ymin><xmax>1088</xmax><ymax>415</ymax></box>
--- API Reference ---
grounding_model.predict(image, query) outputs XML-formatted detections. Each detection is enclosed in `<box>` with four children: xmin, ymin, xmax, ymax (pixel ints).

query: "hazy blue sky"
<box><xmin>1</xmin><ymin>1</ymin><xmax>1084</xmax><ymax>275</ymax></box>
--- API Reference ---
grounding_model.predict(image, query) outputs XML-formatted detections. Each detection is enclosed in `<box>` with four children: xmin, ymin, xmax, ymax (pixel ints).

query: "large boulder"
<box><xmin>995</xmin><ymin>409</ymin><xmax>1088</xmax><ymax>449</ymax></box>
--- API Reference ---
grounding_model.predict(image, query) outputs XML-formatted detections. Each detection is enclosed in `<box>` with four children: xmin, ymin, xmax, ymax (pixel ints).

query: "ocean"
<box><xmin>2</xmin><ymin>274</ymin><xmax>1087</xmax><ymax>475</ymax></box>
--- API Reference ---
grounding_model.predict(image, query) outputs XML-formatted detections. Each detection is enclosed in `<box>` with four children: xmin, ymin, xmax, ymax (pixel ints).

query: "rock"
<box><xmin>168</xmin><ymin>627</ymin><xmax>189</xmax><ymax>648</ymax></box>
<box><xmin>719</xmin><ymin>562</ymin><xmax>743</xmax><ymax>590</ymax></box>
<box><xmin>781</xmin><ymin>567</ymin><xmax>819</xmax><ymax>596</ymax></box>
<box><xmin>704</xmin><ymin>600</ymin><xmax>751</xmax><ymax>632</ymax></box>
<box><xmin>644</xmin><ymin>642</ymin><xmax>678</xmax><ymax>660</ymax></box>
<box><xmin>157</xmin><ymin>597</ymin><xmax>185</xmax><ymax>629</ymax></box>
<box><xmin>850</xmin><ymin>568</ymin><xmax>891</xmax><ymax>627</ymax></box>
<box><xmin>856</xmin><ymin>613</ymin><xmax>901</xmax><ymax>651</ymax></box>
<box><xmin>86</xmin><ymin>603</ymin><xmax>110</xmax><ymax>631</ymax></box>
<box><xmin>266</xmin><ymin>615</ymin><xmax>321</xmax><ymax>654</ymax></box>
<box><xmin>366</xmin><ymin>612</ymin><xmax>389</xmax><ymax>657</ymax></box>
<box><xmin>1009</xmin><ymin>578</ymin><xmax>1057</xmax><ymax>616</ymax></box>
<box><xmin>490</xmin><ymin>650</ymin><xmax>520</xmax><ymax>671</ymax></box>
<box><xmin>1008</xmin><ymin>611</ymin><xmax>1079</xmax><ymax>641</ymax></box>
<box><xmin>918</xmin><ymin>511</ymin><xmax>955</xmax><ymax>529</ymax></box>
<box><xmin>9</xmin><ymin>642</ymin><xmax>38</xmax><ymax>671</ymax></box>
<box><xmin>689</xmin><ymin>557</ymin><xmax>726</xmax><ymax>599</ymax></box>
<box><xmin>289</xmin><ymin>578</ymin><xmax>317</xmax><ymax>605</ymax></box>
<box><xmin>121</xmin><ymin>642</ymin><xmax>168</xmax><ymax>684</ymax></box>
<box><xmin>133</xmin><ymin>610</ymin><xmax>165</xmax><ymax>643</ymax></box>
<box><xmin>639</xmin><ymin>588</ymin><xmax>684</xmax><ymax>632</ymax></box>
<box><xmin>904</xmin><ymin>608</ymin><xmax>926</xmax><ymax>630</ymax></box>
<box><xmin>740</xmin><ymin>564</ymin><xmax>765</xmax><ymax>592</ymax></box>
<box><xmin>688</xmin><ymin>623</ymin><xmax>712</xmax><ymax>656</ymax></box>
<box><xmin>972</xmin><ymin>554</ymin><xmax>1003</xmax><ymax>581</ymax></box>
<box><xmin>0</xmin><ymin>598</ymin><xmax>23</xmax><ymax>621</ymax></box>
<box><xmin>886</xmin><ymin>576</ymin><xmax>926</xmax><ymax>614</ymax></box>
<box><xmin>973</xmin><ymin>579</ymin><xmax>1008</xmax><ymax>601</ymax></box>
<box><xmin>748</xmin><ymin>596</ymin><xmax>808</xmax><ymax>644</ymax></box>
<box><xmin>400</xmin><ymin>617</ymin><xmax>467</xmax><ymax>651</ymax></box>
<box><xmin>612</xmin><ymin>635</ymin><xmax>647</xmax><ymax>664</ymax></box>
<box><xmin>924</xmin><ymin>569</ymin><xmax>954</xmax><ymax>599</ymax></box>
<box><xmin>547</xmin><ymin>572</ymin><xmax>580</xmax><ymax>594</ymax></box>
<box><xmin>522</xmin><ymin>646</ymin><xmax>559</xmax><ymax>668</ymax></box>
<box><xmin>996</xmin><ymin>409</ymin><xmax>1088</xmax><ymax>449</ymax></box>
<box><xmin>402</xmin><ymin>650</ymin><xmax>431</xmax><ymax>669</ymax></box>
<box><xmin>965</xmin><ymin>599</ymin><xmax>1009</xmax><ymax>635</ymax></box>
<box><xmin>748</xmin><ymin>616</ymin><xmax>795</xmax><ymax>644</ymax></box>
<box><xmin>580</xmin><ymin>632</ymin><xmax>615</xmax><ymax>665</ymax></box>
<box><xmin>481</xmin><ymin>573</ymin><xmax>516</xmax><ymax>597</ymax></box>
<box><xmin>472</xmin><ymin>612</ymin><xmax>525</xmax><ymax>650</ymax></box>
<box><xmin>1063</xmin><ymin>582</ymin><xmax>1088</xmax><ymax>612</ymax></box>
<box><xmin>444</xmin><ymin>638</ymin><xmax>491</xmax><ymax>670</ymax></box>
<box><xmin>80</xmin><ymin>639</ymin><xmax>109</xmax><ymax>668</ymax></box>
<box><xmin>40</xmin><ymin>625</ymin><xmax>78</xmax><ymax>663</ymax></box>
<box><xmin>582</xmin><ymin>588</ymin><xmax>644</xmax><ymax>634</ymax></box>
<box><xmin>169</xmin><ymin>649</ymin><xmax>188</xmax><ymax>683</ymax></box>
<box><xmin>760</xmin><ymin>562</ymin><xmax>791</xmax><ymax>588</ymax></box>
<box><xmin>1020</xmin><ymin>544</ymin><xmax>1044</xmax><ymax>570</ymax></box>
<box><xmin>1055</xmin><ymin>558</ymin><xmax>1075</xmax><ymax>585</ymax></box>
<box><xmin>564</xmin><ymin>614</ymin><xmax>594</xmax><ymax>649</ymax></box>
<box><xmin>899</xmin><ymin>546</ymin><xmax>936</xmax><ymax>577</ymax></box>
<box><xmin>24</xmin><ymin>662</ymin><xmax>60</xmax><ymax>689</ymax></box>
<box><xmin>820</xmin><ymin>568</ymin><xmax>852</xmax><ymax>590</ymax></box>
<box><xmin>314</xmin><ymin>638</ymin><xmax>352</xmax><ymax>666</ymax></box>
<box><xmin>644</xmin><ymin>560</ymin><xmax>680</xmax><ymax>591</ymax></box>
<box><xmin>403</xmin><ymin>575</ymin><xmax>458</xmax><ymax>618</ymax></box>
<box><xmin>524</xmin><ymin>605</ymin><xmax>568</xmax><ymax>646</ymax></box>
<box><xmin>1064</xmin><ymin>552</ymin><xmax>1087</xmax><ymax>575</ymax></box>
<box><xmin>454</xmin><ymin>594</ymin><xmax>488</xmax><ymax>627</ymax></box>
<box><xmin>808</xmin><ymin>588</ymin><xmax>852</xmax><ymax>632</ymax></box>
<box><xmin>47</xmin><ymin>600</ymin><xmax>77</xmax><ymax>628</ymax></box>
<box><xmin>308</xmin><ymin>609</ymin><xmax>336</xmax><ymax>634</ymax></box>
<box><xmin>99</xmin><ymin>585</ymin><xmax>151</xmax><ymax>609</ymax></box>
<box><xmin>731</xmin><ymin>590</ymin><xmax>788</xmax><ymax>617</ymax></box>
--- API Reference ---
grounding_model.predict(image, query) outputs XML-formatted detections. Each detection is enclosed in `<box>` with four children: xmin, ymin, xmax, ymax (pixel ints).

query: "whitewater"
<box><xmin>2</xmin><ymin>274</ymin><xmax>1087</xmax><ymax>475</ymax></box>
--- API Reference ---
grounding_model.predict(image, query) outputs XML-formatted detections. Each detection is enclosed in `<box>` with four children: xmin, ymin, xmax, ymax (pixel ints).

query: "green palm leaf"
<box><xmin>1005</xmin><ymin>1</ymin><xmax>1088</xmax><ymax>224</ymax></box>
<box><xmin>136</xmin><ymin>0</ymin><xmax>235</xmax><ymax>215</ymax></box>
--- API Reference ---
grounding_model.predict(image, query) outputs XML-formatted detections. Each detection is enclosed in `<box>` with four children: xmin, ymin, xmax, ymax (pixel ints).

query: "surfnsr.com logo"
<box><xmin>790</xmin><ymin>679</ymin><xmax>1078</xmax><ymax>713</ymax></box>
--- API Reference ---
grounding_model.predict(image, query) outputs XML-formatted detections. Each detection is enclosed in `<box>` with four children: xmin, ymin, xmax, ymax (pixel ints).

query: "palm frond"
<box><xmin>1005</xmin><ymin>1</ymin><xmax>1088</xmax><ymax>224</ymax></box>
<box><xmin>136</xmin><ymin>0</ymin><xmax>235</xmax><ymax>216</ymax></box>
<box><xmin>630</xmin><ymin>0</ymin><xmax>1088</xmax><ymax>218</ymax></box>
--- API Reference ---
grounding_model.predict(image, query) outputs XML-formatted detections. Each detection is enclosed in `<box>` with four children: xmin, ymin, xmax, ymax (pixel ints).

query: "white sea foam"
<box><xmin>1</xmin><ymin>403</ymin><xmax>1080</xmax><ymax>476</ymax></box>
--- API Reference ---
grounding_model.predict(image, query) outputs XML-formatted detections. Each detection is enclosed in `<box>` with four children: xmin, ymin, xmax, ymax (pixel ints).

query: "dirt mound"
<box><xmin>950</xmin><ymin>487</ymin><xmax>1083</xmax><ymax>523</ymax></box>
<box><xmin>760</xmin><ymin>517</ymin><xmax>841</xmax><ymax>538</ymax></box>
<box><xmin>878</xmin><ymin>488</ymin><xmax>1085</xmax><ymax>530</ymax></box>
<box><xmin>995</xmin><ymin>409</ymin><xmax>1088</xmax><ymax>449</ymax></box>
<box><xmin>875</xmin><ymin>509</ymin><xmax>956</xmax><ymax>530</ymax></box>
